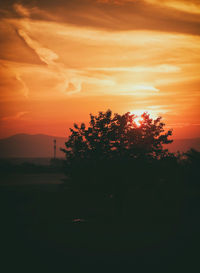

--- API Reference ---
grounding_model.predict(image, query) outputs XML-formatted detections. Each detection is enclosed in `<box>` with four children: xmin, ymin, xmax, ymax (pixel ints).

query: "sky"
<box><xmin>0</xmin><ymin>0</ymin><xmax>200</xmax><ymax>139</ymax></box>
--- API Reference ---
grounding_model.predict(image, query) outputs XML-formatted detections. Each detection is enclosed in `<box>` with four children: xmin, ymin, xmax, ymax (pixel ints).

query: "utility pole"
<box><xmin>53</xmin><ymin>139</ymin><xmax>56</xmax><ymax>160</ymax></box>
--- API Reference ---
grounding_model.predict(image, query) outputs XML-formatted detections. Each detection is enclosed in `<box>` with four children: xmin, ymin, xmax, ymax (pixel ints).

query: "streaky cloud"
<box><xmin>1</xmin><ymin>111</ymin><xmax>29</xmax><ymax>121</ymax></box>
<box><xmin>17</xmin><ymin>29</ymin><xmax>59</xmax><ymax>65</ymax></box>
<box><xmin>88</xmin><ymin>65</ymin><xmax>181</xmax><ymax>73</ymax></box>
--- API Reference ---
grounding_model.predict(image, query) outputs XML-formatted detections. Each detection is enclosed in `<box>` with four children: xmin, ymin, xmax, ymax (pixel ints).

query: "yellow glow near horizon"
<box><xmin>130</xmin><ymin>109</ymin><xmax>158</xmax><ymax>118</ymax></box>
<box><xmin>130</xmin><ymin>109</ymin><xmax>154</xmax><ymax>127</ymax></box>
<box><xmin>129</xmin><ymin>107</ymin><xmax>170</xmax><ymax>126</ymax></box>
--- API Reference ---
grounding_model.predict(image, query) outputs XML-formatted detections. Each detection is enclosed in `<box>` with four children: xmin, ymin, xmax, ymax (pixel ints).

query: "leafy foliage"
<box><xmin>62</xmin><ymin>109</ymin><xmax>173</xmax><ymax>162</ymax></box>
<box><xmin>182</xmin><ymin>148</ymin><xmax>200</xmax><ymax>184</ymax></box>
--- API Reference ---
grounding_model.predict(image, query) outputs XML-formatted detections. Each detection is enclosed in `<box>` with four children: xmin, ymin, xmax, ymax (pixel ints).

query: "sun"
<box><xmin>130</xmin><ymin>109</ymin><xmax>158</xmax><ymax>127</ymax></box>
<box><xmin>134</xmin><ymin>116</ymin><xmax>143</xmax><ymax>127</ymax></box>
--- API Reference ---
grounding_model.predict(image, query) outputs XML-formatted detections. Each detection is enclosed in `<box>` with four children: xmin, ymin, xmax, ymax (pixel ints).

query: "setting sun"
<box><xmin>134</xmin><ymin>116</ymin><xmax>143</xmax><ymax>127</ymax></box>
<box><xmin>130</xmin><ymin>109</ymin><xmax>158</xmax><ymax>126</ymax></box>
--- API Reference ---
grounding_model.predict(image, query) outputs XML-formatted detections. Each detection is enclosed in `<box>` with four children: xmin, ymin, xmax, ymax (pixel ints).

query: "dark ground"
<box><xmin>0</xmin><ymin>173</ymin><xmax>200</xmax><ymax>273</ymax></box>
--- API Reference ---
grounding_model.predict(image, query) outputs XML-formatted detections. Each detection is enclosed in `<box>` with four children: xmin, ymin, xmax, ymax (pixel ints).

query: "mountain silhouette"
<box><xmin>0</xmin><ymin>134</ymin><xmax>199</xmax><ymax>158</ymax></box>
<box><xmin>166</xmin><ymin>137</ymin><xmax>200</xmax><ymax>153</ymax></box>
<box><xmin>0</xmin><ymin>134</ymin><xmax>65</xmax><ymax>158</ymax></box>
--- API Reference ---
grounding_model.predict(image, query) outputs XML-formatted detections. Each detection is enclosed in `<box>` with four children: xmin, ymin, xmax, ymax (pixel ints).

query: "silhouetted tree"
<box><xmin>61</xmin><ymin>110</ymin><xmax>174</xmax><ymax>221</ymax></box>
<box><xmin>62</xmin><ymin>109</ymin><xmax>173</xmax><ymax>163</ymax></box>
<box><xmin>183</xmin><ymin>148</ymin><xmax>200</xmax><ymax>185</ymax></box>
<box><xmin>185</xmin><ymin>148</ymin><xmax>200</xmax><ymax>164</ymax></box>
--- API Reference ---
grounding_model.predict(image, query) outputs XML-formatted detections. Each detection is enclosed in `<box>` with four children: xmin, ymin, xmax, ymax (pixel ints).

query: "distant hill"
<box><xmin>0</xmin><ymin>134</ymin><xmax>66</xmax><ymax>158</ymax></box>
<box><xmin>0</xmin><ymin>134</ymin><xmax>199</xmax><ymax>158</ymax></box>
<box><xmin>166</xmin><ymin>137</ymin><xmax>200</xmax><ymax>153</ymax></box>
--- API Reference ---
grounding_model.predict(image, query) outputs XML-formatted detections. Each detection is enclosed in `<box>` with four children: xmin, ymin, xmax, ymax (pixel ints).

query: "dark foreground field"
<box><xmin>1</xmin><ymin>173</ymin><xmax>200</xmax><ymax>273</ymax></box>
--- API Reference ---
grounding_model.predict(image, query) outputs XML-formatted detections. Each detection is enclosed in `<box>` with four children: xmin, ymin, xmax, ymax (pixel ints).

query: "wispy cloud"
<box><xmin>15</xmin><ymin>72</ymin><xmax>29</xmax><ymax>98</ymax></box>
<box><xmin>0</xmin><ymin>1</ymin><xmax>198</xmax><ymax>35</ymax></box>
<box><xmin>17</xmin><ymin>29</ymin><xmax>59</xmax><ymax>65</ymax></box>
<box><xmin>61</xmin><ymin>80</ymin><xmax>82</xmax><ymax>95</ymax></box>
<box><xmin>113</xmin><ymin>84</ymin><xmax>160</xmax><ymax>97</ymax></box>
<box><xmin>146</xmin><ymin>0</ymin><xmax>200</xmax><ymax>15</ymax></box>
<box><xmin>16</xmin><ymin>26</ymin><xmax>83</xmax><ymax>95</ymax></box>
<box><xmin>13</xmin><ymin>19</ymin><xmax>122</xmax><ymax>96</ymax></box>
<box><xmin>1</xmin><ymin>111</ymin><xmax>29</xmax><ymax>121</ymax></box>
<box><xmin>2</xmin><ymin>15</ymin><xmax>199</xmax><ymax>101</ymax></box>
<box><xmin>88</xmin><ymin>65</ymin><xmax>181</xmax><ymax>73</ymax></box>
<box><xmin>13</xmin><ymin>3</ymin><xmax>30</xmax><ymax>17</ymax></box>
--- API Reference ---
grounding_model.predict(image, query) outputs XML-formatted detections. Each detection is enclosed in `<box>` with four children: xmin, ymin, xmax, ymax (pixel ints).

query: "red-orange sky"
<box><xmin>0</xmin><ymin>0</ymin><xmax>200</xmax><ymax>139</ymax></box>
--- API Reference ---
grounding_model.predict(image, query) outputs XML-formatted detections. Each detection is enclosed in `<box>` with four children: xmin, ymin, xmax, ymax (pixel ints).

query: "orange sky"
<box><xmin>0</xmin><ymin>0</ymin><xmax>200</xmax><ymax>139</ymax></box>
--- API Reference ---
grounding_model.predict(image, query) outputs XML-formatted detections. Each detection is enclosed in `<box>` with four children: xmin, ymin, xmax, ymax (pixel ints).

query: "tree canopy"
<box><xmin>62</xmin><ymin>109</ymin><xmax>173</xmax><ymax>162</ymax></box>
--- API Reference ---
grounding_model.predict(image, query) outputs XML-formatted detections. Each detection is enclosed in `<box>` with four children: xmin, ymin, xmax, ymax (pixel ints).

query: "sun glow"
<box><xmin>130</xmin><ymin>109</ymin><xmax>158</xmax><ymax>127</ymax></box>
<box><xmin>134</xmin><ymin>116</ymin><xmax>143</xmax><ymax>127</ymax></box>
